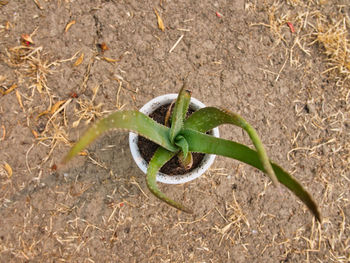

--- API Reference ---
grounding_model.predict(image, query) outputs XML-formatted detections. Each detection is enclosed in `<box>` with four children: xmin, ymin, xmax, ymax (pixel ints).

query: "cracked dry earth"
<box><xmin>0</xmin><ymin>0</ymin><xmax>349</xmax><ymax>262</ymax></box>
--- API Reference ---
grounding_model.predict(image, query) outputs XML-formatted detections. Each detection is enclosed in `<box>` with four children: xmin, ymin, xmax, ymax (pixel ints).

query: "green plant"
<box><xmin>62</xmin><ymin>85</ymin><xmax>321</xmax><ymax>221</ymax></box>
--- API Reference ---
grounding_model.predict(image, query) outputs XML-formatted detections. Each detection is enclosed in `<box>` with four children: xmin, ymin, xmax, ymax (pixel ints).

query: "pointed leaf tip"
<box><xmin>147</xmin><ymin>147</ymin><xmax>192</xmax><ymax>213</ymax></box>
<box><xmin>169</xmin><ymin>85</ymin><xmax>191</xmax><ymax>143</ymax></box>
<box><xmin>62</xmin><ymin>111</ymin><xmax>178</xmax><ymax>164</ymax></box>
<box><xmin>181</xmin><ymin>129</ymin><xmax>321</xmax><ymax>221</ymax></box>
<box><xmin>184</xmin><ymin>107</ymin><xmax>279</xmax><ymax>186</ymax></box>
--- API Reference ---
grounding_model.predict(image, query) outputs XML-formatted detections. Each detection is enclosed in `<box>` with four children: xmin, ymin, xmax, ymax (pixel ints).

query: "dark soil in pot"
<box><xmin>137</xmin><ymin>104</ymin><xmax>205</xmax><ymax>175</ymax></box>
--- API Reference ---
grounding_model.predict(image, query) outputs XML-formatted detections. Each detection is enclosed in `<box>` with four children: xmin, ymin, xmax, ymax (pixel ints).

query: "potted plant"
<box><xmin>128</xmin><ymin>93</ymin><xmax>220</xmax><ymax>185</ymax></box>
<box><xmin>62</xmin><ymin>85</ymin><xmax>321</xmax><ymax>221</ymax></box>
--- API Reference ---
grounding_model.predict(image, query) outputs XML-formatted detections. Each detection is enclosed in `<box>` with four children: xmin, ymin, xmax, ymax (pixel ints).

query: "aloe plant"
<box><xmin>62</xmin><ymin>85</ymin><xmax>321</xmax><ymax>221</ymax></box>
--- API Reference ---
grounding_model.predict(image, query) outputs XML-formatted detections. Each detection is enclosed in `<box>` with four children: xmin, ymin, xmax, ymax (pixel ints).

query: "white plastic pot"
<box><xmin>129</xmin><ymin>94</ymin><xmax>220</xmax><ymax>184</ymax></box>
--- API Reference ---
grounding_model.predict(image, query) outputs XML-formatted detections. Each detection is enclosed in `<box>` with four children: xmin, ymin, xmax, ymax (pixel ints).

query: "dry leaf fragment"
<box><xmin>4</xmin><ymin>162</ymin><xmax>13</xmax><ymax>178</ymax></box>
<box><xmin>0</xmin><ymin>0</ymin><xmax>9</xmax><ymax>6</ymax></box>
<box><xmin>1</xmin><ymin>125</ymin><xmax>5</xmax><ymax>141</ymax></box>
<box><xmin>154</xmin><ymin>8</ymin><xmax>165</xmax><ymax>32</ymax></box>
<box><xmin>15</xmin><ymin>90</ymin><xmax>25</xmax><ymax>112</ymax></box>
<box><xmin>92</xmin><ymin>85</ymin><xmax>100</xmax><ymax>100</ymax></box>
<box><xmin>101</xmin><ymin>57</ymin><xmax>119</xmax><ymax>63</ymax></box>
<box><xmin>33</xmin><ymin>0</ymin><xmax>44</xmax><ymax>10</ymax></box>
<box><xmin>21</xmin><ymin>34</ymin><xmax>34</xmax><ymax>44</ymax></box>
<box><xmin>74</xmin><ymin>53</ymin><xmax>84</xmax><ymax>66</ymax></box>
<box><xmin>31</xmin><ymin>129</ymin><xmax>38</xmax><ymax>138</ymax></box>
<box><xmin>51</xmin><ymin>164</ymin><xmax>57</xmax><ymax>171</ymax></box>
<box><xmin>78</xmin><ymin>151</ymin><xmax>88</xmax><ymax>156</ymax></box>
<box><xmin>98</xmin><ymin>42</ymin><xmax>109</xmax><ymax>52</ymax></box>
<box><xmin>5</xmin><ymin>21</ymin><xmax>11</xmax><ymax>30</ymax></box>
<box><xmin>221</xmin><ymin>222</ymin><xmax>233</xmax><ymax>234</ymax></box>
<box><xmin>216</xmin><ymin>11</ymin><xmax>223</xmax><ymax>18</ymax></box>
<box><xmin>286</xmin><ymin>22</ymin><xmax>295</xmax><ymax>33</ymax></box>
<box><xmin>72</xmin><ymin>119</ymin><xmax>81</xmax><ymax>128</ymax></box>
<box><xmin>36</xmin><ymin>110</ymin><xmax>49</xmax><ymax>119</ymax></box>
<box><xmin>69</xmin><ymin>92</ymin><xmax>79</xmax><ymax>98</ymax></box>
<box><xmin>65</xmin><ymin>20</ymin><xmax>76</xmax><ymax>33</ymax></box>
<box><xmin>1</xmin><ymin>84</ymin><xmax>17</xmax><ymax>96</ymax></box>
<box><xmin>50</xmin><ymin>100</ymin><xmax>66</xmax><ymax>114</ymax></box>
<box><xmin>36</xmin><ymin>82</ymin><xmax>43</xmax><ymax>93</ymax></box>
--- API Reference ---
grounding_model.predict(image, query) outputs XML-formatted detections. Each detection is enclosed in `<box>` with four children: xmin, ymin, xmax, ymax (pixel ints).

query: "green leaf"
<box><xmin>181</xmin><ymin>129</ymin><xmax>321</xmax><ymax>221</ymax></box>
<box><xmin>62</xmin><ymin>111</ymin><xmax>178</xmax><ymax>164</ymax></box>
<box><xmin>147</xmin><ymin>147</ymin><xmax>192</xmax><ymax>213</ymax></box>
<box><xmin>169</xmin><ymin>84</ymin><xmax>191</xmax><ymax>144</ymax></box>
<box><xmin>184</xmin><ymin>107</ymin><xmax>278</xmax><ymax>186</ymax></box>
<box><xmin>174</xmin><ymin>135</ymin><xmax>189</xmax><ymax>159</ymax></box>
<box><xmin>184</xmin><ymin>107</ymin><xmax>235</xmax><ymax>132</ymax></box>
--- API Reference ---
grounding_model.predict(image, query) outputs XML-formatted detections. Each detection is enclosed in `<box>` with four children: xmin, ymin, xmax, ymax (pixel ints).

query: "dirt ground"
<box><xmin>0</xmin><ymin>0</ymin><xmax>349</xmax><ymax>262</ymax></box>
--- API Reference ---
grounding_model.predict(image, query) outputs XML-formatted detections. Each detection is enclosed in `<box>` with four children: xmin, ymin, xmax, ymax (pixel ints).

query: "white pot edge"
<box><xmin>129</xmin><ymin>94</ymin><xmax>220</xmax><ymax>185</ymax></box>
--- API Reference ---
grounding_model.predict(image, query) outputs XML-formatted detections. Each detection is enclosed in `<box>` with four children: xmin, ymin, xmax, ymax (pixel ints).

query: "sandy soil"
<box><xmin>0</xmin><ymin>0</ymin><xmax>349</xmax><ymax>262</ymax></box>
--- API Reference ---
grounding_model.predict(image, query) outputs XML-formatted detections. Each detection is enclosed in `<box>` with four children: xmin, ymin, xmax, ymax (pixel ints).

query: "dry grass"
<box><xmin>213</xmin><ymin>190</ymin><xmax>250</xmax><ymax>247</ymax></box>
<box><xmin>3</xmin><ymin>43</ymin><xmax>85</xmax><ymax>168</ymax></box>
<box><xmin>315</xmin><ymin>17</ymin><xmax>350</xmax><ymax>79</ymax></box>
<box><xmin>253</xmin><ymin>0</ymin><xmax>350</xmax><ymax>83</ymax></box>
<box><xmin>0</xmin><ymin>0</ymin><xmax>349</xmax><ymax>262</ymax></box>
<box><xmin>1</xmin><ymin>36</ymin><xmax>113</xmax><ymax>168</ymax></box>
<box><xmin>250</xmin><ymin>1</ymin><xmax>350</xmax><ymax>261</ymax></box>
<box><xmin>72</xmin><ymin>85</ymin><xmax>105</xmax><ymax>128</ymax></box>
<box><xmin>3</xmin><ymin>35</ymin><xmax>80</xmax><ymax>97</ymax></box>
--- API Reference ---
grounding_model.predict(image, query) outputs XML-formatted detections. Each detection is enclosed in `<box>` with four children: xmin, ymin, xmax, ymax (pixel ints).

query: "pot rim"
<box><xmin>129</xmin><ymin>94</ymin><xmax>220</xmax><ymax>184</ymax></box>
